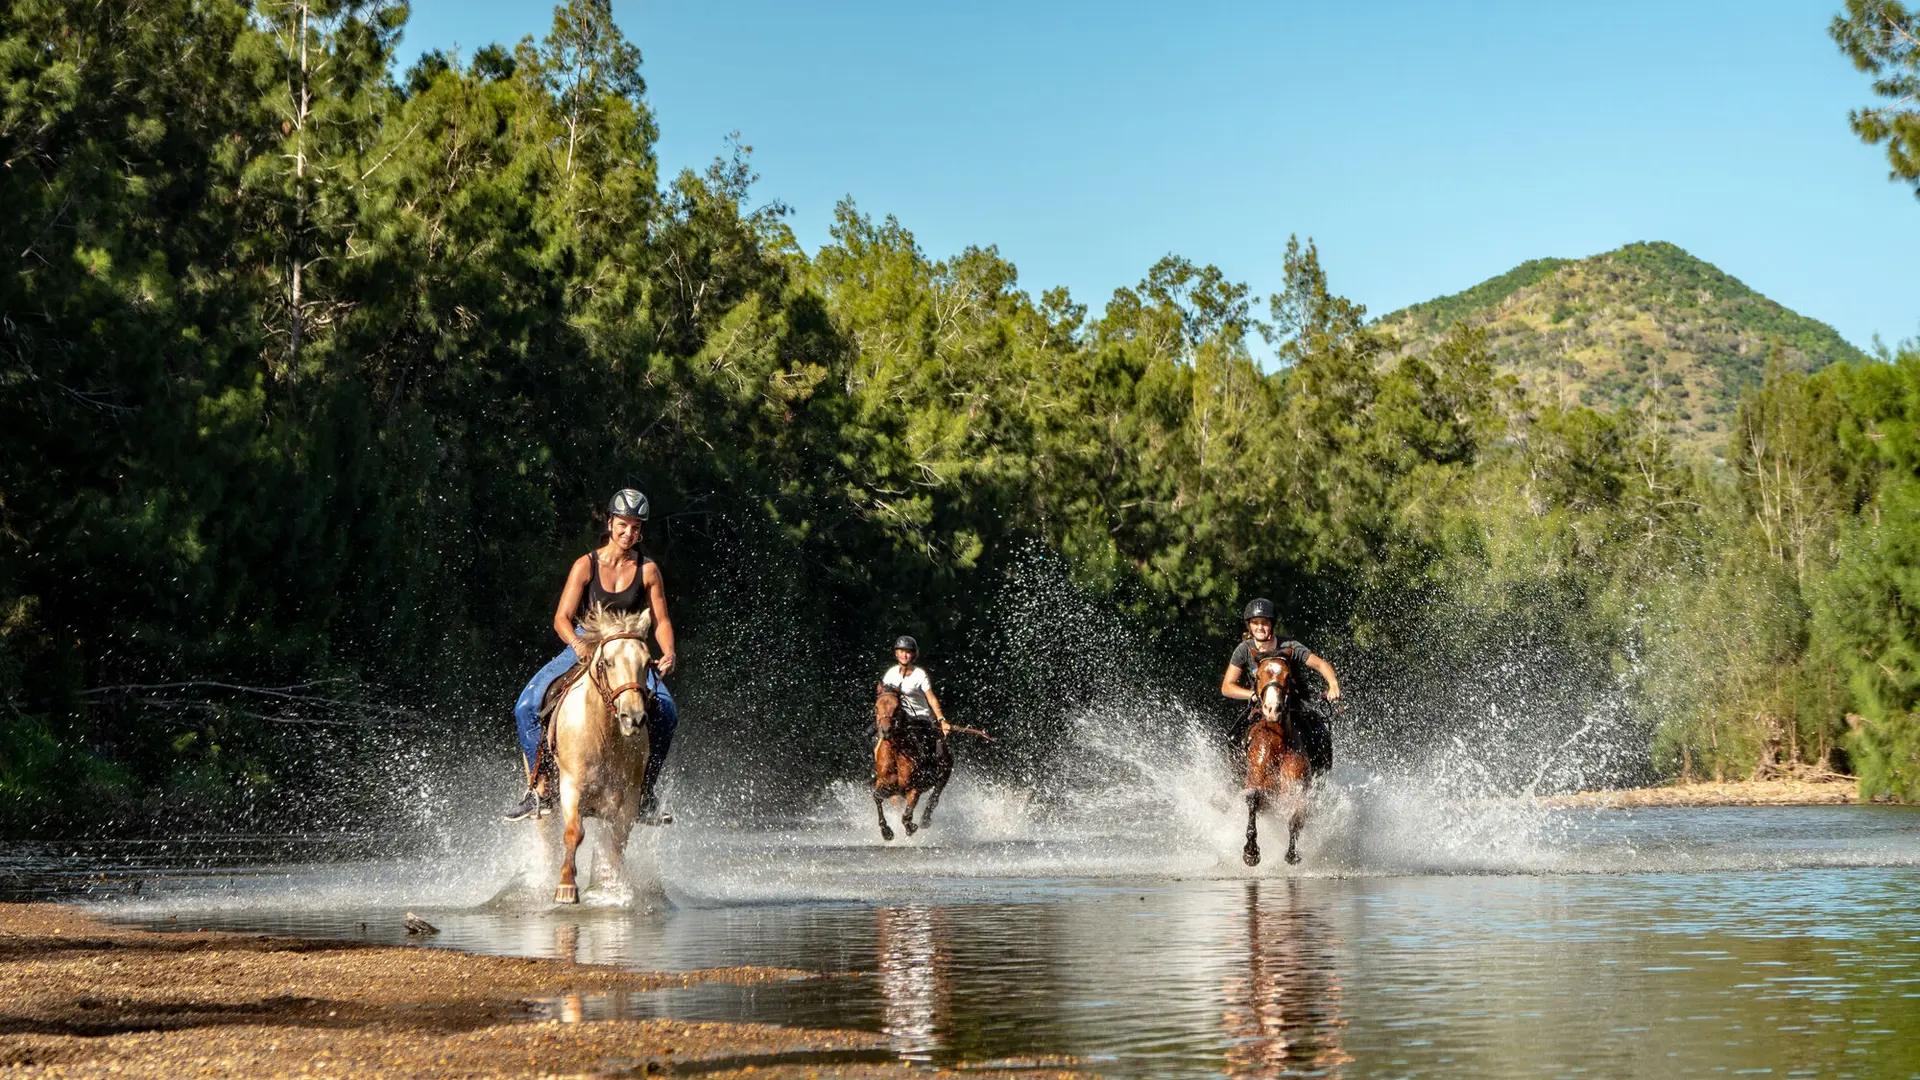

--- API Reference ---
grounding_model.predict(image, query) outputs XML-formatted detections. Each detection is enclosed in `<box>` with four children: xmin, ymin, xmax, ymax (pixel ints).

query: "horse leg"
<box><xmin>1280</xmin><ymin>752</ymin><xmax>1310</xmax><ymax>866</ymax></box>
<box><xmin>874</xmin><ymin>783</ymin><xmax>895</xmax><ymax>842</ymax></box>
<box><xmin>1243</xmin><ymin>728</ymin><xmax>1273</xmax><ymax>867</ymax></box>
<box><xmin>919</xmin><ymin>772</ymin><xmax>947</xmax><ymax>828</ymax></box>
<box><xmin>888</xmin><ymin>754</ymin><xmax>917</xmax><ymax>836</ymax></box>
<box><xmin>918</xmin><ymin>747</ymin><xmax>953</xmax><ymax>828</ymax></box>
<box><xmin>901</xmin><ymin>786</ymin><xmax>922</xmax><ymax>836</ymax></box>
<box><xmin>1244</xmin><ymin>790</ymin><xmax>1264</xmax><ymax>867</ymax></box>
<box><xmin>600</xmin><ymin>800</ymin><xmax>636</xmax><ymax>893</ymax></box>
<box><xmin>555</xmin><ymin>779</ymin><xmax>584</xmax><ymax>904</ymax></box>
<box><xmin>873</xmin><ymin>741</ymin><xmax>896</xmax><ymax>841</ymax></box>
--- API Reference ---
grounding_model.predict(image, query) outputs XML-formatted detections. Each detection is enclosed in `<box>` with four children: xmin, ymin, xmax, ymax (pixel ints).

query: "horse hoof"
<box><xmin>554</xmin><ymin>884</ymin><xmax>579</xmax><ymax>905</ymax></box>
<box><xmin>903</xmin><ymin>820</ymin><xmax>917</xmax><ymax>836</ymax></box>
<box><xmin>1242</xmin><ymin>841</ymin><xmax>1261</xmax><ymax>867</ymax></box>
<box><xmin>1285</xmin><ymin>848</ymin><xmax>1302</xmax><ymax>865</ymax></box>
<box><xmin>880</xmin><ymin>825</ymin><xmax>894</xmax><ymax>842</ymax></box>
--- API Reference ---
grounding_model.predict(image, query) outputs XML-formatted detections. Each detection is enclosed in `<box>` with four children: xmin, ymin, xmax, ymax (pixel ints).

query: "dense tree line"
<box><xmin>3</xmin><ymin>0</ymin><xmax>1919</xmax><ymax>834</ymax></box>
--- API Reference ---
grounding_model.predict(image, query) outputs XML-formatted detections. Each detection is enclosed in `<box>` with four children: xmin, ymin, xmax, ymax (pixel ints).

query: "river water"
<box><xmin>8</xmin><ymin>764</ymin><xmax>1920</xmax><ymax>1079</ymax></box>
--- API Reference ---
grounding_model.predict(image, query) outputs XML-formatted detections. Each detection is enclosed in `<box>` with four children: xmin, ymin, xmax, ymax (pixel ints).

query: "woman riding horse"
<box><xmin>504</xmin><ymin>488</ymin><xmax>680</xmax><ymax>823</ymax></box>
<box><xmin>1220</xmin><ymin>598</ymin><xmax>1341</xmax><ymax>771</ymax></box>
<box><xmin>1220</xmin><ymin>598</ymin><xmax>1342</xmax><ymax>865</ymax></box>
<box><xmin>872</xmin><ymin>635</ymin><xmax>952</xmax><ymax>840</ymax></box>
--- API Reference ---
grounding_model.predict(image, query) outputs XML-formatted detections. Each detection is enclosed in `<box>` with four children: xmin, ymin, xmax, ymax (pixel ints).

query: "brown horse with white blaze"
<box><xmin>872</xmin><ymin>689</ymin><xmax>951</xmax><ymax>841</ymax></box>
<box><xmin>543</xmin><ymin>606</ymin><xmax>654</xmax><ymax>903</ymax></box>
<box><xmin>1242</xmin><ymin>656</ymin><xmax>1311</xmax><ymax>867</ymax></box>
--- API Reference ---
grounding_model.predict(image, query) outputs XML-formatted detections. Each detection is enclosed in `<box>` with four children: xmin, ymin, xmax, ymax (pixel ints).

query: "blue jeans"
<box><xmin>513</xmin><ymin>645</ymin><xmax>678</xmax><ymax>781</ymax></box>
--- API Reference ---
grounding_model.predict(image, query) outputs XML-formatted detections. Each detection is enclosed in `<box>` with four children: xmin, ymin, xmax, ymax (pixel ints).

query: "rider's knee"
<box><xmin>513</xmin><ymin>694</ymin><xmax>543</xmax><ymax>732</ymax></box>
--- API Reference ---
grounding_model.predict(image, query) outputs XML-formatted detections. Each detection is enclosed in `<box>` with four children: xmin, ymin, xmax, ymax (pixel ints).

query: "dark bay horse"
<box><xmin>1242</xmin><ymin>656</ymin><xmax>1311</xmax><ymax>867</ymax></box>
<box><xmin>873</xmin><ymin>688</ymin><xmax>952</xmax><ymax>841</ymax></box>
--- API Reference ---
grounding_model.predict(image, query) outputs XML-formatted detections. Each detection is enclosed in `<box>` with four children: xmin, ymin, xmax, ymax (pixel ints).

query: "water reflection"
<box><xmin>57</xmin><ymin>806</ymin><xmax>1920</xmax><ymax>1077</ymax></box>
<box><xmin>1222</xmin><ymin>881</ymin><xmax>1350</xmax><ymax>1078</ymax></box>
<box><xmin>875</xmin><ymin>905</ymin><xmax>950</xmax><ymax>1060</ymax></box>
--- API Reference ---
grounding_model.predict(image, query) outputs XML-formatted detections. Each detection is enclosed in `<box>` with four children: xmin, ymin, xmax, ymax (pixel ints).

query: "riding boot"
<box><xmin>503</xmin><ymin>789</ymin><xmax>541</xmax><ymax>821</ymax></box>
<box><xmin>637</xmin><ymin>755</ymin><xmax>672</xmax><ymax>825</ymax></box>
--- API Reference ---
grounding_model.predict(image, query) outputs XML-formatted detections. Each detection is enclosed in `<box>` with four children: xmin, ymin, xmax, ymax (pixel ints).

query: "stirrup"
<box><xmin>636</xmin><ymin>794</ymin><xmax>673</xmax><ymax>827</ymax></box>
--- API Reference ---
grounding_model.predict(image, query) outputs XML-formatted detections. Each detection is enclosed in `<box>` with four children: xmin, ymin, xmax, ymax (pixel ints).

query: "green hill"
<box><xmin>1376</xmin><ymin>242</ymin><xmax>1869</xmax><ymax>455</ymax></box>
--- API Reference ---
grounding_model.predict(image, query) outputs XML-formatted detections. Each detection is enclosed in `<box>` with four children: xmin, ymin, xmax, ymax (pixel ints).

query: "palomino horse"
<box><xmin>544</xmin><ymin>606</ymin><xmax>653</xmax><ymax>903</ymax></box>
<box><xmin>1242</xmin><ymin>656</ymin><xmax>1311</xmax><ymax>867</ymax></box>
<box><xmin>872</xmin><ymin>689</ymin><xmax>952</xmax><ymax>841</ymax></box>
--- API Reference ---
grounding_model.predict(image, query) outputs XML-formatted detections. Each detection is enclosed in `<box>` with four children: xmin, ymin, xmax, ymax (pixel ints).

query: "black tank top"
<box><xmin>580</xmin><ymin>552</ymin><xmax>646</xmax><ymax>618</ymax></box>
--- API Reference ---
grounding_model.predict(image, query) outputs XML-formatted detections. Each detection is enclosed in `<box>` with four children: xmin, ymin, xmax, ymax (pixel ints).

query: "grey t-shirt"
<box><xmin>1228</xmin><ymin>639</ymin><xmax>1316</xmax><ymax>691</ymax></box>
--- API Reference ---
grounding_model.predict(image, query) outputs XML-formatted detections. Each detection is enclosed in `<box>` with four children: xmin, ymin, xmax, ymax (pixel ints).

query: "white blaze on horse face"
<box><xmin>1259</xmin><ymin>660</ymin><xmax>1286</xmax><ymax>722</ymax></box>
<box><xmin>607</xmin><ymin>639</ymin><xmax>647</xmax><ymax>737</ymax></box>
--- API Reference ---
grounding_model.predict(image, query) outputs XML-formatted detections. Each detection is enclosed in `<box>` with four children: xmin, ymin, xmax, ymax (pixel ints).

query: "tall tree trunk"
<box><xmin>289</xmin><ymin>1</ymin><xmax>310</xmax><ymax>377</ymax></box>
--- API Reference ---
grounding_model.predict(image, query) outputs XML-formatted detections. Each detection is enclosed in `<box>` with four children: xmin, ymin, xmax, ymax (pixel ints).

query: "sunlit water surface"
<box><xmin>9</xmin><ymin>776</ymin><xmax>1920</xmax><ymax>1078</ymax></box>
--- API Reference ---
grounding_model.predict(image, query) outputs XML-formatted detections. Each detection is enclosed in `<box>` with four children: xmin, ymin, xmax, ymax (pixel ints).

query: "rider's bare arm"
<box><xmin>555</xmin><ymin>556</ymin><xmax>594</xmax><ymax>658</ymax></box>
<box><xmin>1307</xmin><ymin>654</ymin><xmax>1342</xmax><ymax>701</ymax></box>
<box><xmin>924</xmin><ymin>686</ymin><xmax>949</xmax><ymax>731</ymax></box>
<box><xmin>645</xmin><ymin>561</ymin><xmax>676</xmax><ymax>675</ymax></box>
<box><xmin>1220</xmin><ymin>664</ymin><xmax>1253</xmax><ymax>702</ymax></box>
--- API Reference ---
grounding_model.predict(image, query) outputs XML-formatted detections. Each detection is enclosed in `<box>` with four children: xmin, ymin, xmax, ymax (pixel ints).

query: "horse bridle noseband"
<box><xmin>587</xmin><ymin>632</ymin><xmax>650</xmax><ymax>712</ymax></box>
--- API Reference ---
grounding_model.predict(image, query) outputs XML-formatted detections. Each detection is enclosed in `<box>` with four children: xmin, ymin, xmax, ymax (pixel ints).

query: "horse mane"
<box><xmin>578</xmin><ymin>605</ymin><xmax>653</xmax><ymax>648</ymax></box>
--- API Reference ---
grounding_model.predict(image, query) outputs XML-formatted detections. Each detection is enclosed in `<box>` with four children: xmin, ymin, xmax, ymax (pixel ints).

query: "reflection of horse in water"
<box><xmin>1222</xmin><ymin>880</ymin><xmax>1350</xmax><ymax>1078</ymax></box>
<box><xmin>873</xmin><ymin>689</ymin><xmax>952</xmax><ymax>841</ymax></box>
<box><xmin>1241</xmin><ymin>656</ymin><xmax>1311</xmax><ymax>866</ymax></box>
<box><xmin>541</xmin><ymin>607</ymin><xmax>654</xmax><ymax>903</ymax></box>
<box><xmin>876</xmin><ymin>905</ymin><xmax>951</xmax><ymax>1060</ymax></box>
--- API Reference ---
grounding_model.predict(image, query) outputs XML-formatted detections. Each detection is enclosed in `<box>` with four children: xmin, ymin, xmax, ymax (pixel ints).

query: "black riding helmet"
<box><xmin>892</xmin><ymin>635</ymin><xmax>919</xmax><ymax>654</ymax></box>
<box><xmin>1242</xmin><ymin>598</ymin><xmax>1276</xmax><ymax>623</ymax></box>
<box><xmin>608</xmin><ymin>488</ymin><xmax>650</xmax><ymax>520</ymax></box>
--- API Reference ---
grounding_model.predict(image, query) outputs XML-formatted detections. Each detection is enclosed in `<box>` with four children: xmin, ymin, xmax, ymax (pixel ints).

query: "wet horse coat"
<box><xmin>543</xmin><ymin>607</ymin><xmax>653</xmax><ymax>903</ymax></box>
<box><xmin>1242</xmin><ymin>655</ymin><xmax>1311</xmax><ymax>866</ymax></box>
<box><xmin>872</xmin><ymin>689</ymin><xmax>951</xmax><ymax>841</ymax></box>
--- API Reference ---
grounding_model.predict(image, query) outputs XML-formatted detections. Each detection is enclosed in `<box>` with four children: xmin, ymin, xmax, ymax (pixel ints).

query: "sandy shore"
<box><xmin>1543</xmin><ymin>776</ymin><xmax>1862</xmax><ymax>808</ymax></box>
<box><xmin>0</xmin><ymin>904</ymin><xmax>1083</xmax><ymax>1079</ymax></box>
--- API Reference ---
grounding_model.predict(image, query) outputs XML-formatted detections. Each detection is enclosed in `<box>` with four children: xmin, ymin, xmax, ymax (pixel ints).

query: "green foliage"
<box><xmin>1832</xmin><ymin>0</ymin><xmax>1920</xmax><ymax>194</ymax></box>
<box><xmin>1386</xmin><ymin>256</ymin><xmax>1573</xmax><ymax>335</ymax></box>
<box><xmin>7</xmin><ymin>0</ymin><xmax>1920</xmax><ymax>833</ymax></box>
<box><xmin>1378</xmin><ymin>242</ymin><xmax>1868</xmax><ymax>457</ymax></box>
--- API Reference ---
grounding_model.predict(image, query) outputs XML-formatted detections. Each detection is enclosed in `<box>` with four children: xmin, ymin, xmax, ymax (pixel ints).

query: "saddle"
<box><xmin>531</xmin><ymin>659</ymin><xmax>655</xmax><ymax>784</ymax></box>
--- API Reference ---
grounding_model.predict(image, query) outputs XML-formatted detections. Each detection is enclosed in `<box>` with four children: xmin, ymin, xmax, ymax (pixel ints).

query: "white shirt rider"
<box><xmin>880</xmin><ymin>638</ymin><xmax>948</xmax><ymax>733</ymax></box>
<box><xmin>882</xmin><ymin>664</ymin><xmax>935</xmax><ymax>720</ymax></box>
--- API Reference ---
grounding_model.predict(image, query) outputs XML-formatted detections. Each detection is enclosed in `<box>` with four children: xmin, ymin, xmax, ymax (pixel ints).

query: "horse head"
<box><xmin>875</xmin><ymin>687</ymin><xmax>902</xmax><ymax>739</ymax></box>
<box><xmin>1255</xmin><ymin>657</ymin><xmax>1291</xmax><ymax>723</ymax></box>
<box><xmin>582</xmin><ymin>605</ymin><xmax>654</xmax><ymax>737</ymax></box>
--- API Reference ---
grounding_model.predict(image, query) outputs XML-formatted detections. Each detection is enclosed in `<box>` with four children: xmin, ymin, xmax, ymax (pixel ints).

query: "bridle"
<box><xmin>586</xmin><ymin>632</ymin><xmax>650</xmax><ymax>716</ymax></box>
<box><xmin>1253</xmin><ymin>657</ymin><xmax>1293</xmax><ymax>725</ymax></box>
<box><xmin>875</xmin><ymin>690</ymin><xmax>902</xmax><ymax>741</ymax></box>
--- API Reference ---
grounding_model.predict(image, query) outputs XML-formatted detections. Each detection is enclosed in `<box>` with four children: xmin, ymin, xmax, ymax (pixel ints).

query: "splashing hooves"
<box><xmin>554</xmin><ymin>884</ymin><xmax>579</xmax><ymax>904</ymax></box>
<box><xmin>880</xmin><ymin>824</ymin><xmax>895</xmax><ymax>842</ymax></box>
<box><xmin>1243</xmin><ymin>840</ymin><xmax>1261</xmax><ymax>867</ymax></box>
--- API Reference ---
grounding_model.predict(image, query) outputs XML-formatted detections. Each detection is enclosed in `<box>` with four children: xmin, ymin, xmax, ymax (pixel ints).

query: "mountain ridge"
<box><xmin>1376</xmin><ymin>241</ymin><xmax>1868</xmax><ymax>454</ymax></box>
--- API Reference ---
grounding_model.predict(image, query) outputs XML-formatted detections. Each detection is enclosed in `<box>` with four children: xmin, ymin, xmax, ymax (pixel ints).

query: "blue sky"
<box><xmin>400</xmin><ymin>1</ymin><xmax>1920</xmax><ymax>350</ymax></box>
